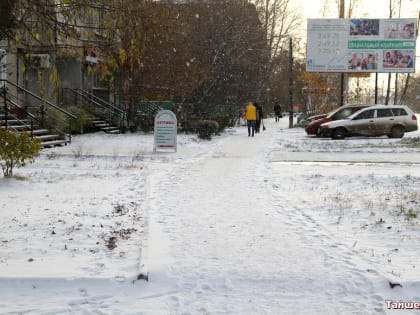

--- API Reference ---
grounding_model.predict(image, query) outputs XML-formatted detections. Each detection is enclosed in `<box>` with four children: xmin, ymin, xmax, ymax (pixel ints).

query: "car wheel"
<box><xmin>332</xmin><ymin>128</ymin><xmax>346</xmax><ymax>140</ymax></box>
<box><xmin>390</xmin><ymin>125</ymin><xmax>405</xmax><ymax>138</ymax></box>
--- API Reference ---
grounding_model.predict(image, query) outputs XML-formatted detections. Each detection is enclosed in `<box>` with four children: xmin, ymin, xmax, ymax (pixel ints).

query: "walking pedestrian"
<box><xmin>244</xmin><ymin>102</ymin><xmax>256</xmax><ymax>137</ymax></box>
<box><xmin>255</xmin><ymin>102</ymin><xmax>263</xmax><ymax>133</ymax></box>
<box><xmin>273</xmin><ymin>102</ymin><xmax>282</xmax><ymax>122</ymax></box>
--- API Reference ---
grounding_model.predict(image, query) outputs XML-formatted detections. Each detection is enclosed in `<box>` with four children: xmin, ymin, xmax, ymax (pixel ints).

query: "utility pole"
<box><xmin>339</xmin><ymin>0</ymin><xmax>345</xmax><ymax>106</ymax></box>
<box><xmin>288</xmin><ymin>37</ymin><xmax>294</xmax><ymax>128</ymax></box>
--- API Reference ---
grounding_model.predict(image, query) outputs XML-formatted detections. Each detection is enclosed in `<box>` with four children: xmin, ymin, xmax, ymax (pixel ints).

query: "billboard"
<box><xmin>306</xmin><ymin>18</ymin><xmax>416</xmax><ymax>73</ymax></box>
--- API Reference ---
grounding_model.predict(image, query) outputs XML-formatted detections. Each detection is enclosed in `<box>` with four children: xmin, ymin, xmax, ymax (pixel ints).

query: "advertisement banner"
<box><xmin>306</xmin><ymin>18</ymin><xmax>416</xmax><ymax>73</ymax></box>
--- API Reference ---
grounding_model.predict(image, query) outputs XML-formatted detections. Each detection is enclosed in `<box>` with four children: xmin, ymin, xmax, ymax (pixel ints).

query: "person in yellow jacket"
<box><xmin>244</xmin><ymin>102</ymin><xmax>257</xmax><ymax>137</ymax></box>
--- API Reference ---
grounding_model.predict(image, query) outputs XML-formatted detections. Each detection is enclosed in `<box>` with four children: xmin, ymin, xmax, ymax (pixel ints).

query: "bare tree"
<box><xmin>253</xmin><ymin>0</ymin><xmax>301</xmax><ymax>105</ymax></box>
<box><xmin>2</xmin><ymin>0</ymin><xmax>98</xmax><ymax>51</ymax></box>
<box><xmin>384</xmin><ymin>0</ymin><xmax>402</xmax><ymax>105</ymax></box>
<box><xmin>321</xmin><ymin>0</ymin><xmax>360</xmax><ymax>18</ymax></box>
<box><xmin>1</xmin><ymin>0</ymin><xmax>101</xmax><ymax>105</ymax></box>
<box><xmin>95</xmin><ymin>0</ymin><xmax>268</xmax><ymax>125</ymax></box>
<box><xmin>398</xmin><ymin>12</ymin><xmax>419</xmax><ymax>104</ymax></box>
<box><xmin>0</xmin><ymin>0</ymin><xmax>14</xmax><ymax>41</ymax></box>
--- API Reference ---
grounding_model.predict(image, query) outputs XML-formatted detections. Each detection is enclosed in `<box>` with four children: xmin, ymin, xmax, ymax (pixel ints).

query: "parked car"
<box><xmin>305</xmin><ymin>104</ymin><xmax>371</xmax><ymax>136</ymax></box>
<box><xmin>307</xmin><ymin>113</ymin><xmax>328</xmax><ymax>121</ymax></box>
<box><xmin>297</xmin><ymin>113</ymin><xmax>327</xmax><ymax>128</ymax></box>
<box><xmin>320</xmin><ymin>104</ymin><xmax>418</xmax><ymax>139</ymax></box>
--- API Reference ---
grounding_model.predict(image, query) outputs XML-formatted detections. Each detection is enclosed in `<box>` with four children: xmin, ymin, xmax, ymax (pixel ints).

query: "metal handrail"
<box><xmin>1</xmin><ymin>97</ymin><xmax>36</xmax><ymax>135</ymax></box>
<box><xmin>1</xmin><ymin>79</ymin><xmax>75</xmax><ymax>143</ymax></box>
<box><xmin>75</xmin><ymin>89</ymin><xmax>125</xmax><ymax>116</ymax></box>
<box><xmin>66</xmin><ymin>88</ymin><xmax>127</xmax><ymax>130</ymax></box>
<box><xmin>1</xmin><ymin>79</ymin><xmax>77</xmax><ymax>120</ymax></box>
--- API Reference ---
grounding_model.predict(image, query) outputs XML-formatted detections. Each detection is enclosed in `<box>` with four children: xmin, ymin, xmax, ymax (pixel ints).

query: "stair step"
<box><xmin>5</xmin><ymin>125</ymin><xmax>30</xmax><ymax>131</ymax></box>
<box><xmin>1</xmin><ymin>126</ymin><xmax>31</xmax><ymax>132</ymax></box>
<box><xmin>36</xmin><ymin>134</ymin><xmax>60</xmax><ymax>141</ymax></box>
<box><xmin>105</xmin><ymin>129</ymin><xmax>121</xmax><ymax>134</ymax></box>
<box><xmin>40</xmin><ymin>139</ymin><xmax>69</xmax><ymax>148</ymax></box>
<box><xmin>90</xmin><ymin>116</ymin><xmax>122</xmax><ymax>134</ymax></box>
<box><xmin>1</xmin><ymin>119</ymin><xmax>29</xmax><ymax>125</ymax></box>
<box><xmin>101</xmin><ymin>126</ymin><xmax>117</xmax><ymax>130</ymax></box>
<box><xmin>32</xmin><ymin>129</ymin><xmax>49</xmax><ymax>135</ymax></box>
<box><xmin>2</xmin><ymin>98</ymin><xmax>73</xmax><ymax>150</ymax></box>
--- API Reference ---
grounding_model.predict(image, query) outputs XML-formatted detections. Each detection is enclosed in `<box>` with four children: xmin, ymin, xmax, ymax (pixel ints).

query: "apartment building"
<box><xmin>0</xmin><ymin>1</ymin><xmax>106</xmax><ymax>107</ymax></box>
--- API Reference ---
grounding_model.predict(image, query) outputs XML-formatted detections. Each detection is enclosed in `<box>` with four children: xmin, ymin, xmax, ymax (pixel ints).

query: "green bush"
<box><xmin>196</xmin><ymin>120</ymin><xmax>219</xmax><ymax>140</ymax></box>
<box><xmin>0</xmin><ymin>129</ymin><xmax>41</xmax><ymax>177</ymax></box>
<box><xmin>66</xmin><ymin>106</ymin><xmax>90</xmax><ymax>134</ymax></box>
<box><xmin>213</xmin><ymin>117</ymin><xmax>230</xmax><ymax>131</ymax></box>
<box><xmin>42</xmin><ymin>107</ymin><xmax>66</xmax><ymax>132</ymax></box>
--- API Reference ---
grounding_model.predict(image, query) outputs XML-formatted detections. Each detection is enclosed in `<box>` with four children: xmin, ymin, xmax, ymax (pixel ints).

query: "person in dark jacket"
<box><xmin>254</xmin><ymin>102</ymin><xmax>263</xmax><ymax>133</ymax></box>
<box><xmin>273</xmin><ymin>102</ymin><xmax>282</xmax><ymax>122</ymax></box>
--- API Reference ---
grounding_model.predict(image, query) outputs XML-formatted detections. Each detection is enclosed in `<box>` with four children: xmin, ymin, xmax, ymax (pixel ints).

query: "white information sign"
<box><xmin>153</xmin><ymin>110</ymin><xmax>177</xmax><ymax>152</ymax></box>
<box><xmin>307</xmin><ymin>18</ymin><xmax>416</xmax><ymax>73</ymax></box>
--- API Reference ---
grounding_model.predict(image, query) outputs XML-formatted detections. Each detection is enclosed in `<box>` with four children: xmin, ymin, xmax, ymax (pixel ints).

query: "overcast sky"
<box><xmin>296</xmin><ymin>0</ymin><xmax>420</xmax><ymax>20</ymax></box>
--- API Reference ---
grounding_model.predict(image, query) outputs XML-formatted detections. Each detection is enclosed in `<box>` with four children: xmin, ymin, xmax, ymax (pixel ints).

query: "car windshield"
<box><xmin>326</xmin><ymin>108</ymin><xmax>342</xmax><ymax>119</ymax></box>
<box><xmin>335</xmin><ymin>108</ymin><xmax>353</xmax><ymax>119</ymax></box>
<box><xmin>326</xmin><ymin>107</ymin><xmax>358</xmax><ymax>119</ymax></box>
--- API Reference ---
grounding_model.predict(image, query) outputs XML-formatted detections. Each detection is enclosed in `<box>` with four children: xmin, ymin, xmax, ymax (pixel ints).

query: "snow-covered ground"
<box><xmin>0</xmin><ymin>115</ymin><xmax>419</xmax><ymax>314</ymax></box>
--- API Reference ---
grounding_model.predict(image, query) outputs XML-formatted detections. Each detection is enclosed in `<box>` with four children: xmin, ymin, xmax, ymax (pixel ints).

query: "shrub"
<box><xmin>0</xmin><ymin>129</ymin><xmax>41</xmax><ymax>177</ymax></box>
<box><xmin>66</xmin><ymin>106</ymin><xmax>90</xmax><ymax>134</ymax></box>
<box><xmin>214</xmin><ymin>117</ymin><xmax>230</xmax><ymax>131</ymax></box>
<box><xmin>42</xmin><ymin>107</ymin><xmax>66</xmax><ymax>132</ymax></box>
<box><xmin>196</xmin><ymin>120</ymin><xmax>219</xmax><ymax>140</ymax></box>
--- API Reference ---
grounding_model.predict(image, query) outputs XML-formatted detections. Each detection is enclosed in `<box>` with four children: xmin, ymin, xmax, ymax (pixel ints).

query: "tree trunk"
<box><xmin>393</xmin><ymin>73</ymin><xmax>398</xmax><ymax>105</ymax></box>
<box><xmin>399</xmin><ymin>74</ymin><xmax>410</xmax><ymax>105</ymax></box>
<box><xmin>385</xmin><ymin>73</ymin><xmax>391</xmax><ymax>105</ymax></box>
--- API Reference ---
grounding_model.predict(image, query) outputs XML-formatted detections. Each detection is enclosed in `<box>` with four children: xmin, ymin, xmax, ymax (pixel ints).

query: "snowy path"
<box><xmin>144</xmin><ymin>121</ymin><xmax>386</xmax><ymax>314</ymax></box>
<box><xmin>1</xmin><ymin>118</ymin><xmax>419</xmax><ymax>314</ymax></box>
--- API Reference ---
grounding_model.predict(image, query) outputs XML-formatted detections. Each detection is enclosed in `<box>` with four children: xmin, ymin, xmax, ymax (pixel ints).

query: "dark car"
<box><xmin>307</xmin><ymin>113</ymin><xmax>328</xmax><ymax>121</ymax></box>
<box><xmin>305</xmin><ymin>104</ymin><xmax>371</xmax><ymax>136</ymax></box>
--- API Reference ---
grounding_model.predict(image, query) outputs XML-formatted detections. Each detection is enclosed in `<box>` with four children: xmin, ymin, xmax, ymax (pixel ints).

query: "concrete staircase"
<box><xmin>0</xmin><ymin>114</ymin><xmax>69</xmax><ymax>148</ymax></box>
<box><xmin>90</xmin><ymin>118</ymin><xmax>121</xmax><ymax>134</ymax></box>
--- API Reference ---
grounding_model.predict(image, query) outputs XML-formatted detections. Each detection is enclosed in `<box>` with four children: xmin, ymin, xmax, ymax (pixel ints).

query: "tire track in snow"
<box><xmin>266</xmin><ymin>182</ymin><xmax>385</xmax><ymax>313</ymax></box>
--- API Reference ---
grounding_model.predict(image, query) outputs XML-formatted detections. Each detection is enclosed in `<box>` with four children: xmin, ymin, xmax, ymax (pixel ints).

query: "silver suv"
<box><xmin>320</xmin><ymin>105</ymin><xmax>418</xmax><ymax>139</ymax></box>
